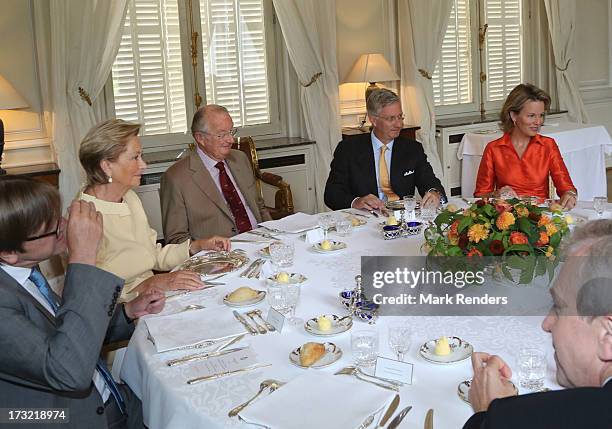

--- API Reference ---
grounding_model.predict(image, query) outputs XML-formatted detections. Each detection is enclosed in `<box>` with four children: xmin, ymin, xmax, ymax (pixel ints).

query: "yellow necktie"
<box><xmin>379</xmin><ymin>145</ymin><xmax>399</xmax><ymax>201</ymax></box>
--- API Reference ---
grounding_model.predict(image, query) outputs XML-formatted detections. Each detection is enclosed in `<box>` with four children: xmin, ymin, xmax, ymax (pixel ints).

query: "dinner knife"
<box><xmin>186</xmin><ymin>363</ymin><xmax>272</xmax><ymax>385</ymax></box>
<box><xmin>424</xmin><ymin>408</ymin><xmax>434</xmax><ymax>429</ymax></box>
<box><xmin>378</xmin><ymin>394</ymin><xmax>400</xmax><ymax>427</ymax></box>
<box><xmin>233</xmin><ymin>310</ymin><xmax>257</xmax><ymax>335</ymax></box>
<box><xmin>166</xmin><ymin>346</ymin><xmax>248</xmax><ymax>367</ymax></box>
<box><xmin>386</xmin><ymin>405</ymin><xmax>412</xmax><ymax>429</ymax></box>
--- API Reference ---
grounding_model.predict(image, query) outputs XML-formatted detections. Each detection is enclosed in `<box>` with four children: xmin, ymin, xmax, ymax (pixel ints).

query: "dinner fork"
<box><xmin>334</xmin><ymin>367</ymin><xmax>399</xmax><ymax>392</ymax></box>
<box><xmin>358</xmin><ymin>414</ymin><xmax>375</xmax><ymax>429</ymax></box>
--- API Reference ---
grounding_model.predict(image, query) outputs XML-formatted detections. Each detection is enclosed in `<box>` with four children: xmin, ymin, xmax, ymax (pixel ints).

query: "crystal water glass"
<box><xmin>420</xmin><ymin>206</ymin><xmax>436</xmax><ymax>223</ymax></box>
<box><xmin>593</xmin><ymin>196</ymin><xmax>607</xmax><ymax>217</ymax></box>
<box><xmin>318</xmin><ymin>213</ymin><xmax>335</xmax><ymax>240</ymax></box>
<box><xmin>388</xmin><ymin>322</ymin><xmax>412</xmax><ymax>362</ymax></box>
<box><xmin>517</xmin><ymin>347</ymin><xmax>547</xmax><ymax>390</ymax></box>
<box><xmin>284</xmin><ymin>283</ymin><xmax>302</xmax><ymax>326</ymax></box>
<box><xmin>335</xmin><ymin>218</ymin><xmax>352</xmax><ymax>236</ymax></box>
<box><xmin>351</xmin><ymin>330</ymin><xmax>379</xmax><ymax>367</ymax></box>
<box><xmin>269</xmin><ymin>241</ymin><xmax>294</xmax><ymax>269</ymax></box>
<box><xmin>266</xmin><ymin>282</ymin><xmax>291</xmax><ymax>315</ymax></box>
<box><xmin>403</xmin><ymin>195</ymin><xmax>416</xmax><ymax>220</ymax></box>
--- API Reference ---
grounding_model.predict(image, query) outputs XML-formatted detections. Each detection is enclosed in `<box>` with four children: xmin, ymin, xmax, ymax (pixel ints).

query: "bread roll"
<box><xmin>227</xmin><ymin>286</ymin><xmax>259</xmax><ymax>303</ymax></box>
<box><xmin>299</xmin><ymin>342</ymin><xmax>326</xmax><ymax>367</ymax></box>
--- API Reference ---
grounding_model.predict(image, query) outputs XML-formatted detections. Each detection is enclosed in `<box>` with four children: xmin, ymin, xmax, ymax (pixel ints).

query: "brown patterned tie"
<box><xmin>215</xmin><ymin>161</ymin><xmax>253</xmax><ymax>233</ymax></box>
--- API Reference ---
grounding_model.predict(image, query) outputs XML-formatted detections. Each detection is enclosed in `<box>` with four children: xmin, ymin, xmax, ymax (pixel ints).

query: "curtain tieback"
<box><xmin>300</xmin><ymin>72</ymin><xmax>322</xmax><ymax>87</ymax></box>
<box><xmin>555</xmin><ymin>59</ymin><xmax>571</xmax><ymax>72</ymax></box>
<box><xmin>78</xmin><ymin>86</ymin><xmax>92</xmax><ymax>106</ymax></box>
<box><xmin>418</xmin><ymin>69</ymin><xmax>432</xmax><ymax>80</ymax></box>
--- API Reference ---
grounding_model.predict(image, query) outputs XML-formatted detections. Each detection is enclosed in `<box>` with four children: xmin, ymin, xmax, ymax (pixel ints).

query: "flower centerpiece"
<box><xmin>424</xmin><ymin>198</ymin><xmax>572</xmax><ymax>284</ymax></box>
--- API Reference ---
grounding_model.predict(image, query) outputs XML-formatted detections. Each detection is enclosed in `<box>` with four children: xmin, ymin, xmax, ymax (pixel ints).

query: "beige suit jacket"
<box><xmin>160</xmin><ymin>149</ymin><xmax>271</xmax><ymax>243</ymax></box>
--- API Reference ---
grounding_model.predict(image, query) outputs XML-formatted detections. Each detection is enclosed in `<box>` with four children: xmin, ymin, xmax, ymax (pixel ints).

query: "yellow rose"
<box><xmin>468</xmin><ymin>224</ymin><xmax>489</xmax><ymax>243</ymax></box>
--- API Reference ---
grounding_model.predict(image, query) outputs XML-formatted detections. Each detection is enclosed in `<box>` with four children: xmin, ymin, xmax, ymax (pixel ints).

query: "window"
<box><xmin>432</xmin><ymin>0</ymin><xmax>523</xmax><ymax>112</ymax></box>
<box><xmin>110</xmin><ymin>0</ymin><xmax>277</xmax><ymax>143</ymax></box>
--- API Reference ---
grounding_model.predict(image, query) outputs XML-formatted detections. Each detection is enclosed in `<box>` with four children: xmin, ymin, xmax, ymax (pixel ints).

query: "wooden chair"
<box><xmin>232</xmin><ymin>136</ymin><xmax>294</xmax><ymax>220</ymax></box>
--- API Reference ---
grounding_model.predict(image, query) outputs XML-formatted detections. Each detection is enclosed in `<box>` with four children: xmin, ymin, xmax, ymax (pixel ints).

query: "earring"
<box><xmin>108</xmin><ymin>175</ymin><xmax>113</xmax><ymax>183</ymax></box>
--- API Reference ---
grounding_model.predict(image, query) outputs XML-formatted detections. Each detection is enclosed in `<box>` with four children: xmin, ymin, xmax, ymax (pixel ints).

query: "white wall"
<box><xmin>0</xmin><ymin>0</ymin><xmax>52</xmax><ymax>168</ymax></box>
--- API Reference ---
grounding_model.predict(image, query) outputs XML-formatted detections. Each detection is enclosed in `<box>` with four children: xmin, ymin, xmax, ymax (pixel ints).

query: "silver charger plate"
<box><xmin>289</xmin><ymin>342</ymin><xmax>342</xmax><ymax>368</ymax></box>
<box><xmin>304</xmin><ymin>315</ymin><xmax>352</xmax><ymax>336</ymax></box>
<box><xmin>457</xmin><ymin>379</ymin><xmax>518</xmax><ymax>404</ymax></box>
<box><xmin>266</xmin><ymin>273</ymin><xmax>307</xmax><ymax>285</ymax></box>
<box><xmin>174</xmin><ymin>251</ymin><xmax>249</xmax><ymax>277</ymax></box>
<box><xmin>419</xmin><ymin>336</ymin><xmax>474</xmax><ymax>364</ymax></box>
<box><xmin>311</xmin><ymin>240</ymin><xmax>347</xmax><ymax>253</ymax></box>
<box><xmin>223</xmin><ymin>290</ymin><xmax>266</xmax><ymax>307</ymax></box>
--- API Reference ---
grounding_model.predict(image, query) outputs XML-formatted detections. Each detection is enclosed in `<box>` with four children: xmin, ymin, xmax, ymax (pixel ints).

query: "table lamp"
<box><xmin>0</xmin><ymin>74</ymin><xmax>29</xmax><ymax>174</ymax></box>
<box><xmin>343</xmin><ymin>53</ymin><xmax>400</xmax><ymax>129</ymax></box>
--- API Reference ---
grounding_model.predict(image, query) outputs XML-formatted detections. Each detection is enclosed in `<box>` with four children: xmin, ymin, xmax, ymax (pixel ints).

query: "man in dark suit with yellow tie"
<box><xmin>463</xmin><ymin>220</ymin><xmax>612</xmax><ymax>429</ymax></box>
<box><xmin>0</xmin><ymin>176</ymin><xmax>165</xmax><ymax>429</ymax></box>
<box><xmin>324</xmin><ymin>88</ymin><xmax>445</xmax><ymax>211</ymax></box>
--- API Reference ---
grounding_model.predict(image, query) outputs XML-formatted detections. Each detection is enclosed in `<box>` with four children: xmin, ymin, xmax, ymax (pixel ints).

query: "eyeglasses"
<box><xmin>198</xmin><ymin>128</ymin><xmax>238</xmax><ymax>139</ymax></box>
<box><xmin>25</xmin><ymin>219</ymin><xmax>61</xmax><ymax>241</ymax></box>
<box><xmin>375</xmin><ymin>114</ymin><xmax>405</xmax><ymax>122</ymax></box>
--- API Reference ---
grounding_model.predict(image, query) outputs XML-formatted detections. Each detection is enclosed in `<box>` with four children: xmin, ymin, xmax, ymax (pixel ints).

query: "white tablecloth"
<box><xmin>459</xmin><ymin>123</ymin><xmax>612</xmax><ymax>199</ymax></box>
<box><xmin>121</xmin><ymin>202</ymin><xmax>598</xmax><ymax>429</ymax></box>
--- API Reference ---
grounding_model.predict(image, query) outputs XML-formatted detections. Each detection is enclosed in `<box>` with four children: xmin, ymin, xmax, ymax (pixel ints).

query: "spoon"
<box><xmin>178</xmin><ymin>304</ymin><xmax>205</xmax><ymax>314</ymax></box>
<box><xmin>228</xmin><ymin>379</ymin><xmax>282</xmax><ymax>417</ymax></box>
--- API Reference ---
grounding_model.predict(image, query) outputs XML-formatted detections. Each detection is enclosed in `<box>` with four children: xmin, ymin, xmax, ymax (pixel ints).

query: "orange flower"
<box><xmin>515</xmin><ymin>206</ymin><xmax>529</xmax><ymax>218</ymax></box>
<box><xmin>535</xmin><ymin>231</ymin><xmax>549</xmax><ymax>247</ymax></box>
<box><xmin>467</xmin><ymin>224</ymin><xmax>489</xmax><ymax>243</ymax></box>
<box><xmin>467</xmin><ymin>248</ymin><xmax>483</xmax><ymax>257</ymax></box>
<box><xmin>448</xmin><ymin>220</ymin><xmax>460</xmax><ymax>245</ymax></box>
<box><xmin>496</xmin><ymin>211</ymin><xmax>516</xmax><ymax>230</ymax></box>
<box><xmin>538</xmin><ymin>215</ymin><xmax>551</xmax><ymax>227</ymax></box>
<box><xmin>545</xmin><ymin>223</ymin><xmax>558</xmax><ymax>237</ymax></box>
<box><xmin>509</xmin><ymin>231</ymin><xmax>529</xmax><ymax>245</ymax></box>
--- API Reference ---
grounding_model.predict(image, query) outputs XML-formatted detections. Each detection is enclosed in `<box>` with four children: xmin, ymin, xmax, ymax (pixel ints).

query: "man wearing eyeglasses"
<box><xmin>0</xmin><ymin>176</ymin><xmax>165</xmax><ymax>428</ymax></box>
<box><xmin>324</xmin><ymin>88</ymin><xmax>446</xmax><ymax>211</ymax></box>
<box><xmin>161</xmin><ymin>104</ymin><xmax>271</xmax><ymax>243</ymax></box>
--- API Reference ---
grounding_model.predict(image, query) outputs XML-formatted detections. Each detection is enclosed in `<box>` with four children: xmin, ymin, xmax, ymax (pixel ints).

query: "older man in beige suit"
<box><xmin>161</xmin><ymin>105</ymin><xmax>271</xmax><ymax>243</ymax></box>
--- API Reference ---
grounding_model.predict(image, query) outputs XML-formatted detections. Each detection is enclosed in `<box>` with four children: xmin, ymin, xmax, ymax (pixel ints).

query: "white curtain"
<box><xmin>272</xmin><ymin>0</ymin><xmax>343</xmax><ymax>212</ymax></box>
<box><xmin>397</xmin><ymin>0</ymin><xmax>452</xmax><ymax>181</ymax></box>
<box><xmin>45</xmin><ymin>0</ymin><xmax>129</xmax><ymax>207</ymax></box>
<box><xmin>544</xmin><ymin>0</ymin><xmax>589</xmax><ymax>123</ymax></box>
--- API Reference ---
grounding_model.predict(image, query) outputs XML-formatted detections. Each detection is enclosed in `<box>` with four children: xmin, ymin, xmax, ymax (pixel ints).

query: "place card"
<box><xmin>374</xmin><ymin>356</ymin><xmax>414</xmax><ymax>385</ymax></box>
<box><xmin>305</xmin><ymin>228</ymin><xmax>325</xmax><ymax>245</ymax></box>
<box><xmin>259</xmin><ymin>260</ymin><xmax>274</xmax><ymax>279</ymax></box>
<box><xmin>266</xmin><ymin>307</ymin><xmax>285</xmax><ymax>333</ymax></box>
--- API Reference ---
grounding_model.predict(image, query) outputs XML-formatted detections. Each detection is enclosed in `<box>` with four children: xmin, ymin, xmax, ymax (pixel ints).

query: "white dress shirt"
<box><xmin>197</xmin><ymin>147</ymin><xmax>258</xmax><ymax>229</ymax></box>
<box><xmin>0</xmin><ymin>264</ymin><xmax>111</xmax><ymax>403</ymax></box>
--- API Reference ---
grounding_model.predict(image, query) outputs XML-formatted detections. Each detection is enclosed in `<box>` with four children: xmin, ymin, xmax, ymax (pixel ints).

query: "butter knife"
<box><xmin>240</xmin><ymin>258</ymin><xmax>261</xmax><ymax>278</ymax></box>
<box><xmin>378</xmin><ymin>394</ymin><xmax>400</xmax><ymax>427</ymax></box>
<box><xmin>233</xmin><ymin>310</ymin><xmax>257</xmax><ymax>335</ymax></box>
<box><xmin>423</xmin><ymin>409</ymin><xmax>433</xmax><ymax>429</ymax></box>
<box><xmin>166</xmin><ymin>346</ymin><xmax>247</xmax><ymax>367</ymax></box>
<box><xmin>186</xmin><ymin>363</ymin><xmax>271</xmax><ymax>385</ymax></box>
<box><xmin>387</xmin><ymin>405</ymin><xmax>412</xmax><ymax>429</ymax></box>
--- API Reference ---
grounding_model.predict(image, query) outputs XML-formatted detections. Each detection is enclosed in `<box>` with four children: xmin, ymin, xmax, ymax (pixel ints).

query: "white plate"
<box><xmin>289</xmin><ymin>342</ymin><xmax>343</xmax><ymax>369</ymax></box>
<box><xmin>304</xmin><ymin>315</ymin><xmax>353</xmax><ymax>336</ymax></box>
<box><xmin>311</xmin><ymin>241</ymin><xmax>347</xmax><ymax>253</ymax></box>
<box><xmin>457</xmin><ymin>379</ymin><xmax>518</xmax><ymax>404</ymax></box>
<box><xmin>419</xmin><ymin>336</ymin><xmax>474</xmax><ymax>364</ymax></box>
<box><xmin>266</xmin><ymin>273</ymin><xmax>307</xmax><ymax>285</ymax></box>
<box><xmin>222</xmin><ymin>290</ymin><xmax>266</xmax><ymax>307</ymax></box>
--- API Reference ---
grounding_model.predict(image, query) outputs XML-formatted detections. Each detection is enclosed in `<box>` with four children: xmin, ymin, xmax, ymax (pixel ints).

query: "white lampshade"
<box><xmin>343</xmin><ymin>53</ymin><xmax>400</xmax><ymax>84</ymax></box>
<box><xmin>0</xmin><ymin>74</ymin><xmax>28</xmax><ymax>110</ymax></box>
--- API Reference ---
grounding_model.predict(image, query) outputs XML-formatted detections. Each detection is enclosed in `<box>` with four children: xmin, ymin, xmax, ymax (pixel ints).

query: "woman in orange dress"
<box><xmin>474</xmin><ymin>83</ymin><xmax>577</xmax><ymax>209</ymax></box>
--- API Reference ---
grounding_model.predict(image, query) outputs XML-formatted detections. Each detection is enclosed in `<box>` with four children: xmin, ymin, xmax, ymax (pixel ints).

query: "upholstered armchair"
<box><xmin>233</xmin><ymin>136</ymin><xmax>294</xmax><ymax>220</ymax></box>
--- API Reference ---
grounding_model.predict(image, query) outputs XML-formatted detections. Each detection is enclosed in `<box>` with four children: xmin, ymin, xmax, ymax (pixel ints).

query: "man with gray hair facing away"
<box><xmin>324</xmin><ymin>88</ymin><xmax>445</xmax><ymax>211</ymax></box>
<box><xmin>463</xmin><ymin>219</ymin><xmax>612</xmax><ymax>429</ymax></box>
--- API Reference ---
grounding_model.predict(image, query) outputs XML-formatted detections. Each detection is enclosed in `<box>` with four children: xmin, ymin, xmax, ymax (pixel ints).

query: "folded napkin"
<box><xmin>144</xmin><ymin>307</ymin><xmax>245</xmax><ymax>352</ymax></box>
<box><xmin>259</xmin><ymin>212</ymin><xmax>318</xmax><ymax>233</ymax></box>
<box><xmin>239</xmin><ymin>372</ymin><xmax>395</xmax><ymax>429</ymax></box>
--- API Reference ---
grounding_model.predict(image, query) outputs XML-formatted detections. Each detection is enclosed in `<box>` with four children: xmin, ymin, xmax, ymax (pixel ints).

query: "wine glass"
<box><xmin>284</xmin><ymin>283</ymin><xmax>302</xmax><ymax>326</ymax></box>
<box><xmin>388</xmin><ymin>322</ymin><xmax>412</xmax><ymax>362</ymax></box>
<box><xmin>403</xmin><ymin>195</ymin><xmax>416</xmax><ymax>220</ymax></box>
<box><xmin>269</xmin><ymin>241</ymin><xmax>294</xmax><ymax>271</ymax></box>
<box><xmin>593</xmin><ymin>196</ymin><xmax>607</xmax><ymax>217</ymax></box>
<box><xmin>318</xmin><ymin>213</ymin><xmax>335</xmax><ymax>240</ymax></box>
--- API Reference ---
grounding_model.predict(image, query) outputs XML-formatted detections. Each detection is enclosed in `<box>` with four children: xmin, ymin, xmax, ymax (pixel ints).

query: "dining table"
<box><xmin>120</xmin><ymin>198</ymin><xmax>610</xmax><ymax>429</ymax></box>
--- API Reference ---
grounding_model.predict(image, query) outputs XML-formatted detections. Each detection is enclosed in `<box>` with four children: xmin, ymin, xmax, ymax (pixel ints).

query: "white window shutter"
<box><xmin>199</xmin><ymin>0</ymin><xmax>270</xmax><ymax>127</ymax></box>
<box><xmin>433</xmin><ymin>0</ymin><xmax>472</xmax><ymax>106</ymax></box>
<box><xmin>112</xmin><ymin>0</ymin><xmax>187</xmax><ymax>136</ymax></box>
<box><xmin>484</xmin><ymin>0</ymin><xmax>522</xmax><ymax>102</ymax></box>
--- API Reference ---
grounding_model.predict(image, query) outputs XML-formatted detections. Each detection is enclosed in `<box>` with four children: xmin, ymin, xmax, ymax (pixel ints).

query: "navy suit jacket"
<box><xmin>324</xmin><ymin>133</ymin><xmax>445</xmax><ymax>210</ymax></box>
<box><xmin>462</xmin><ymin>379</ymin><xmax>612</xmax><ymax>429</ymax></box>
